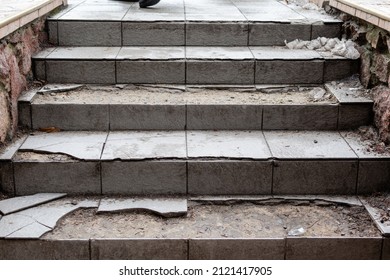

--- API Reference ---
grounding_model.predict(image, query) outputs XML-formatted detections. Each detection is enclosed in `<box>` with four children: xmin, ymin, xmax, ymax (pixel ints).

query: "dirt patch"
<box><xmin>356</xmin><ymin>126</ymin><xmax>390</xmax><ymax>155</ymax></box>
<box><xmin>44</xmin><ymin>201</ymin><xmax>379</xmax><ymax>239</ymax></box>
<box><xmin>13</xmin><ymin>152</ymin><xmax>77</xmax><ymax>162</ymax></box>
<box><xmin>33</xmin><ymin>85</ymin><xmax>337</xmax><ymax>105</ymax></box>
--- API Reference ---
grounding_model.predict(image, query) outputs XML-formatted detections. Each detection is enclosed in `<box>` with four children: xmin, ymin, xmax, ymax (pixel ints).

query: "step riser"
<box><xmin>48</xmin><ymin>21</ymin><xmax>341</xmax><ymax>47</ymax></box>
<box><xmin>5</xmin><ymin>159</ymin><xmax>389</xmax><ymax>196</ymax></box>
<box><xmin>0</xmin><ymin>238</ymin><xmax>385</xmax><ymax>260</ymax></box>
<box><xmin>34</xmin><ymin>59</ymin><xmax>357</xmax><ymax>85</ymax></box>
<box><xmin>19</xmin><ymin>103</ymin><xmax>373</xmax><ymax>131</ymax></box>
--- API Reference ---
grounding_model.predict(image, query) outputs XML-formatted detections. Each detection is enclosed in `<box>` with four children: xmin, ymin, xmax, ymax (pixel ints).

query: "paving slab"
<box><xmin>187</xmin><ymin>131</ymin><xmax>271</xmax><ymax>159</ymax></box>
<box><xmin>0</xmin><ymin>136</ymin><xmax>27</xmax><ymax>160</ymax></box>
<box><xmin>102</xmin><ymin>161</ymin><xmax>186</xmax><ymax>195</ymax></box>
<box><xmin>185</xmin><ymin>13</ymin><xmax>247</xmax><ymax>21</ymax></box>
<box><xmin>186</xmin><ymin>47</ymin><xmax>254</xmax><ymax>60</ymax></box>
<box><xmin>188</xmin><ymin>160</ymin><xmax>273</xmax><ymax>195</ymax></box>
<box><xmin>273</xmin><ymin>195</ymin><xmax>363</xmax><ymax>206</ymax></box>
<box><xmin>0</xmin><ymin>214</ymin><xmax>36</xmax><ymax>238</ymax></box>
<box><xmin>98</xmin><ymin>197</ymin><xmax>187</xmax><ymax>217</ymax></box>
<box><xmin>273</xmin><ymin>160</ymin><xmax>358</xmax><ymax>195</ymax></box>
<box><xmin>286</xmin><ymin>237</ymin><xmax>382</xmax><ymax>259</ymax></box>
<box><xmin>6</xmin><ymin>222</ymin><xmax>52</xmax><ymax>239</ymax></box>
<box><xmin>189</xmin><ymin>239</ymin><xmax>285</xmax><ymax>260</ymax></box>
<box><xmin>325</xmin><ymin>82</ymin><xmax>372</xmax><ymax>104</ymax></box>
<box><xmin>91</xmin><ymin>239</ymin><xmax>188</xmax><ymax>260</ymax></box>
<box><xmin>264</xmin><ymin>131</ymin><xmax>357</xmax><ymax>159</ymax></box>
<box><xmin>117</xmin><ymin>47</ymin><xmax>185</xmax><ymax>60</ymax></box>
<box><xmin>59</xmin><ymin>3</ymin><xmax>132</xmax><ymax>20</ymax></box>
<box><xmin>341</xmin><ymin>132</ymin><xmax>390</xmax><ymax>159</ymax></box>
<box><xmin>0</xmin><ymin>193</ymin><xmax>66</xmax><ymax>215</ymax></box>
<box><xmin>46</xmin><ymin>47</ymin><xmax>121</xmax><ymax>60</ymax></box>
<box><xmin>0</xmin><ymin>240</ymin><xmax>90</xmax><ymax>260</ymax></box>
<box><xmin>101</xmin><ymin>131</ymin><xmax>186</xmax><ymax>160</ymax></box>
<box><xmin>250</xmin><ymin>47</ymin><xmax>322</xmax><ymax>60</ymax></box>
<box><xmin>360</xmin><ymin>197</ymin><xmax>390</xmax><ymax>237</ymax></box>
<box><xmin>20</xmin><ymin>131</ymin><xmax>107</xmax><ymax>160</ymax></box>
<box><xmin>189</xmin><ymin>195</ymin><xmax>273</xmax><ymax>203</ymax></box>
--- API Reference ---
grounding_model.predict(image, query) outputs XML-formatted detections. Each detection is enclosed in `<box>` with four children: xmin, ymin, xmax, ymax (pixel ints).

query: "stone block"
<box><xmin>189</xmin><ymin>239</ymin><xmax>285</xmax><ymax>260</ymax></box>
<box><xmin>33</xmin><ymin>60</ymin><xmax>46</xmax><ymax>80</ymax></box>
<box><xmin>323</xmin><ymin>59</ymin><xmax>358</xmax><ymax>81</ymax></box>
<box><xmin>186</xmin><ymin>23</ymin><xmax>248</xmax><ymax>46</ymax></box>
<box><xmin>91</xmin><ymin>239</ymin><xmax>188</xmax><ymax>260</ymax></box>
<box><xmin>249</xmin><ymin>23</ymin><xmax>311</xmax><ymax>46</ymax></box>
<box><xmin>117</xmin><ymin>61</ymin><xmax>185</xmax><ymax>84</ymax></box>
<box><xmin>187</xmin><ymin>61</ymin><xmax>255</xmax><ymax>84</ymax></box>
<box><xmin>273</xmin><ymin>160</ymin><xmax>358</xmax><ymax>195</ymax></box>
<box><xmin>0</xmin><ymin>162</ymin><xmax>14</xmax><ymax>195</ymax></box>
<box><xmin>0</xmin><ymin>240</ymin><xmax>90</xmax><ymax>260</ymax></box>
<box><xmin>255</xmin><ymin>60</ymin><xmax>323</xmax><ymax>84</ymax></box>
<box><xmin>187</xmin><ymin>105</ymin><xmax>263</xmax><ymax>130</ymax></box>
<box><xmin>123</xmin><ymin>22</ymin><xmax>185</xmax><ymax>46</ymax></box>
<box><xmin>263</xmin><ymin>105</ymin><xmax>338</xmax><ymax>130</ymax></box>
<box><xmin>188</xmin><ymin>161</ymin><xmax>273</xmax><ymax>195</ymax></box>
<box><xmin>102</xmin><ymin>161</ymin><xmax>186</xmax><ymax>195</ymax></box>
<box><xmin>58</xmin><ymin>21</ymin><xmax>121</xmax><ymax>46</ymax></box>
<box><xmin>47</xmin><ymin>20</ymin><xmax>58</xmax><ymax>45</ymax></box>
<box><xmin>110</xmin><ymin>104</ymin><xmax>186</xmax><ymax>130</ymax></box>
<box><xmin>46</xmin><ymin>61</ymin><xmax>116</xmax><ymax>84</ymax></box>
<box><xmin>286</xmin><ymin>237</ymin><xmax>382</xmax><ymax>260</ymax></box>
<box><xmin>358</xmin><ymin>161</ymin><xmax>390</xmax><ymax>194</ymax></box>
<box><xmin>14</xmin><ymin>162</ymin><xmax>101</xmax><ymax>195</ymax></box>
<box><xmin>338</xmin><ymin>104</ymin><xmax>373</xmax><ymax>129</ymax></box>
<box><xmin>31</xmin><ymin>104</ymin><xmax>109</xmax><ymax>131</ymax></box>
<box><xmin>18</xmin><ymin>102</ymin><xmax>31</xmax><ymax>128</ymax></box>
<box><xmin>311</xmin><ymin>23</ymin><xmax>341</xmax><ymax>39</ymax></box>
<box><xmin>383</xmin><ymin>238</ymin><xmax>390</xmax><ymax>260</ymax></box>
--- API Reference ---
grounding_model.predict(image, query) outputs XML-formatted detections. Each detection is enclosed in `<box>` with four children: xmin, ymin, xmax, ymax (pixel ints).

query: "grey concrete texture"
<box><xmin>47</xmin><ymin>20</ymin><xmax>58</xmax><ymax>45</ymax></box>
<box><xmin>186</xmin><ymin>105</ymin><xmax>263</xmax><ymax>130</ymax></box>
<box><xmin>323</xmin><ymin>59</ymin><xmax>358</xmax><ymax>81</ymax></box>
<box><xmin>110</xmin><ymin>104</ymin><xmax>186</xmax><ymax>130</ymax></box>
<box><xmin>273</xmin><ymin>161</ymin><xmax>358</xmax><ymax>195</ymax></box>
<box><xmin>46</xmin><ymin>61</ymin><xmax>116</xmax><ymax>84</ymax></box>
<box><xmin>249</xmin><ymin>23</ymin><xmax>311</xmax><ymax>46</ymax></box>
<box><xmin>338</xmin><ymin>104</ymin><xmax>373</xmax><ymax>129</ymax></box>
<box><xmin>58</xmin><ymin>21</ymin><xmax>122</xmax><ymax>46</ymax></box>
<box><xmin>0</xmin><ymin>193</ymin><xmax>66</xmax><ymax>215</ymax></box>
<box><xmin>91</xmin><ymin>239</ymin><xmax>188</xmax><ymax>260</ymax></box>
<box><xmin>6</xmin><ymin>222</ymin><xmax>52</xmax><ymax>239</ymax></box>
<box><xmin>123</xmin><ymin>22</ymin><xmax>185</xmax><ymax>46</ymax></box>
<box><xmin>383</xmin><ymin>238</ymin><xmax>390</xmax><ymax>260</ymax></box>
<box><xmin>187</xmin><ymin>161</ymin><xmax>273</xmax><ymax>195</ymax></box>
<box><xmin>117</xmin><ymin>61</ymin><xmax>185</xmax><ymax>84</ymax></box>
<box><xmin>311</xmin><ymin>23</ymin><xmax>341</xmax><ymax>39</ymax></box>
<box><xmin>97</xmin><ymin>197</ymin><xmax>187</xmax><ymax>217</ymax></box>
<box><xmin>189</xmin><ymin>239</ymin><xmax>285</xmax><ymax>260</ymax></box>
<box><xmin>286</xmin><ymin>237</ymin><xmax>383</xmax><ymax>260</ymax></box>
<box><xmin>186</xmin><ymin>23</ymin><xmax>249</xmax><ymax>46</ymax></box>
<box><xmin>0</xmin><ymin>162</ymin><xmax>14</xmax><ymax>195</ymax></box>
<box><xmin>101</xmin><ymin>161</ymin><xmax>187</xmax><ymax>195</ymax></box>
<box><xmin>357</xmin><ymin>161</ymin><xmax>390</xmax><ymax>194</ymax></box>
<box><xmin>32</xmin><ymin>104</ymin><xmax>110</xmax><ymax>131</ymax></box>
<box><xmin>262</xmin><ymin>105</ymin><xmax>338</xmax><ymax>130</ymax></box>
<box><xmin>0</xmin><ymin>240</ymin><xmax>90</xmax><ymax>260</ymax></box>
<box><xmin>18</xmin><ymin>102</ymin><xmax>31</xmax><ymax>128</ymax></box>
<box><xmin>186</xmin><ymin>61</ymin><xmax>255</xmax><ymax>84</ymax></box>
<box><xmin>255</xmin><ymin>60</ymin><xmax>324</xmax><ymax>84</ymax></box>
<box><xmin>14</xmin><ymin>162</ymin><xmax>101</xmax><ymax>195</ymax></box>
<box><xmin>33</xmin><ymin>60</ymin><xmax>46</xmax><ymax>80</ymax></box>
<box><xmin>0</xmin><ymin>136</ymin><xmax>27</xmax><ymax>160</ymax></box>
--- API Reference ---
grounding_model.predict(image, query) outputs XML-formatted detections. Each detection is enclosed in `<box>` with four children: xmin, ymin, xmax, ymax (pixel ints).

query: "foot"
<box><xmin>139</xmin><ymin>0</ymin><xmax>160</xmax><ymax>8</ymax></box>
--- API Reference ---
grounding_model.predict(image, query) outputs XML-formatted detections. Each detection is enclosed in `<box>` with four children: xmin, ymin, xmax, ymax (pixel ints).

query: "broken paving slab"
<box><xmin>272</xmin><ymin>195</ymin><xmax>363</xmax><ymax>206</ymax></box>
<box><xmin>325</xmin><ymin>81</ymin><xmax>373</xmax><ymax>104</ymax></box>
<box><xmin>187</xmin><ymin>130</ymin><xmax>271</xmax><ymax>159</ymax></box>
<box><xmin>101</xmin><ymin>131</ymin><xmax>187</xmax><ymax>160</ymax></box>
<box><xmin>6</xmin><ymin>222</ymin><xmax>52</xmax><ymax>239</ymax></box>
<box><xmin>263</xmin><ymin>131</ymin><xmax>357</xmax><ymax>159</ymax></box>
<box><xmin>19</xmin><ymin>131</ymin><xmax>108</xmax><ymax>160</ymax></box>
<box><xmin>98</xmin><ymin>197</ymin><xmax>187</xmax><ymax>217</ymax></box>
<box><xmin>360</xmin><ymin>197</ymin><xmax>390</xmax><ymax>237</ymax></box>
<box><xmin>0</xmin><ymin>135</ymin><xmax>28</xmax><ymax>160</ymax></box>
<box><xmin>0</xmin><ymin>214</ymin><xmax>36</xmax><ymax>238</ymax></box>
<box><xmin>0</xmin><ymin>193</ymin><xmax>67</xmax><ymax>215</ymax></box>
<box><xmin>37</xmin><ymin>84</ymin><xmax>85</xmax><ymax>94</ymax></box>
<box><xmin>190</xmin><ymin>195</ymin><xmax>273</xmax><ymax>203</ymax></box>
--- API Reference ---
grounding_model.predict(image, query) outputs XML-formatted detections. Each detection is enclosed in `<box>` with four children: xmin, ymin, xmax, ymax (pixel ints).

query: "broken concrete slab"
<box><xmin>360</xmin><ymin>197</ymin><xmax>390</xmax><ymax>237</ymax></box>
<box><xmin>6</xmin><ymin>222</ymin><xmax>52</xmax><ymax>239</ymax></box>
<box><xmin>273</xmin><ymin>195</ymin><xmax>363</xmax><ymax>206</ymax></box>
<box><xmin>0</xmin><ymin>193</ymin><xmax>67</xmax><ymax>215</ymax></box>
<box><xmin>0</xmin><ymin>214</ymin><xmax>36</xmax><ymax>238</ymax></box>
<box><xmin>20</xmin><ymin>131</ymin><xmax>107</xmax><ymax>160</ymax></box>
<box><xmin>101</xmin><ymin>131</ymin><xmax>186</xmax><ymax>160</ymax></box>
<box><xmin>325</xmin><ymin>82</ymin><xmax>372</xmax><ymax>104</ymax></box>
<box><xmin>18</xmin><ymin>88</ymin><xmax>39</xmax><ymax>103</ymax></box>
<box><xmin>189</xmin><ymin>239</ymin><xmax>285</xmax><ymax>260</ymax></box>
<box><xmin>98</xmin><ymin>197</ymin><xmax>187</xmax><ymax>217</ymax></box>
<box><xmin>187</xmin><ymin>131</ymin><xmax>271</xmax><ymax>159</ymax></box>
<box><xmin>37</xmin><ymin>84</ymin><xmax>85</xmax><ymax>95</ymax></box>
<box><xmin>190</xmin><ymin>195</ymin><xmax>273</xmax><ymax>203</ymax></box>
<box><xmin>0</xmin><ymin>136</ymin><xmax>28</xmax><ymax>160</ymax></box>
<box><xmin>264</xmin><ymin>131</ymin><xmax>357</xmax><ymax>159</ymax></box>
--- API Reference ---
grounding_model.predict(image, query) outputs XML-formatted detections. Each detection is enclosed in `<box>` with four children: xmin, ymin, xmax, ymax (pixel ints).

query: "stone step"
<box><xmin>47</xmin><ymin>0</ymin><xmax>342</xmax><ymax>47</ymax></box>
<box><xmin>18</xmin><ymin>83</ymin><xmax>373</xmax><ymax>131</ymax></box>
<box><xmin>0</xmin><ymin>194</ymin><xmax>388</xmax><ymax>260</ymax></box>
<box><xmin>32</xmin><ymin>46</ymin><xmax>358</xmax><ymax>85</ymax></box>
<box><xmin>1</xmin><ymin>130</ymin><xmax>389</xmax><ymax>196</ymax></box>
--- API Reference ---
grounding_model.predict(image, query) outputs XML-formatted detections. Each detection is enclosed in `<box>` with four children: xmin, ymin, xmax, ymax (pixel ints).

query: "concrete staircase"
<box><xmin>1</xmin><ymin>0</ymin><xmax>390</xmax><ymax>259</ymax></box>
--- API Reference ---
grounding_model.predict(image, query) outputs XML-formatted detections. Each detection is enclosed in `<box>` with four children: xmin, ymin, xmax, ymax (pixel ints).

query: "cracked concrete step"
<box><xmin>47</xmin><ymin>0</ymin><xmax>342</xmax><ymax>47</ymax></box>
<box><xmin>18</xmin><ymin>84</ymin><xmax>373</xmax><ymax>131</ymax></box>
<box><xmin>0</xmin><ymin>195</ymin><xmax>388</xmax><ymax>260</ymax></box>
<box><xmin>32</xmin><ymin>46</ymin><xmax>358</xmax><ymax>85</ymax></box>
<box><xmin>1</xmin><ymin>130</ymin><xmax>389</xmax><ymax>196</ymax></box>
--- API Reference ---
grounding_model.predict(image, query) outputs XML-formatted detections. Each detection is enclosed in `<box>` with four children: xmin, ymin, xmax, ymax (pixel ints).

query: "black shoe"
<box><xmin>139</xmin><ymin>0</ymin><xmax>160</xmax><ymax>8</ymax></box>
